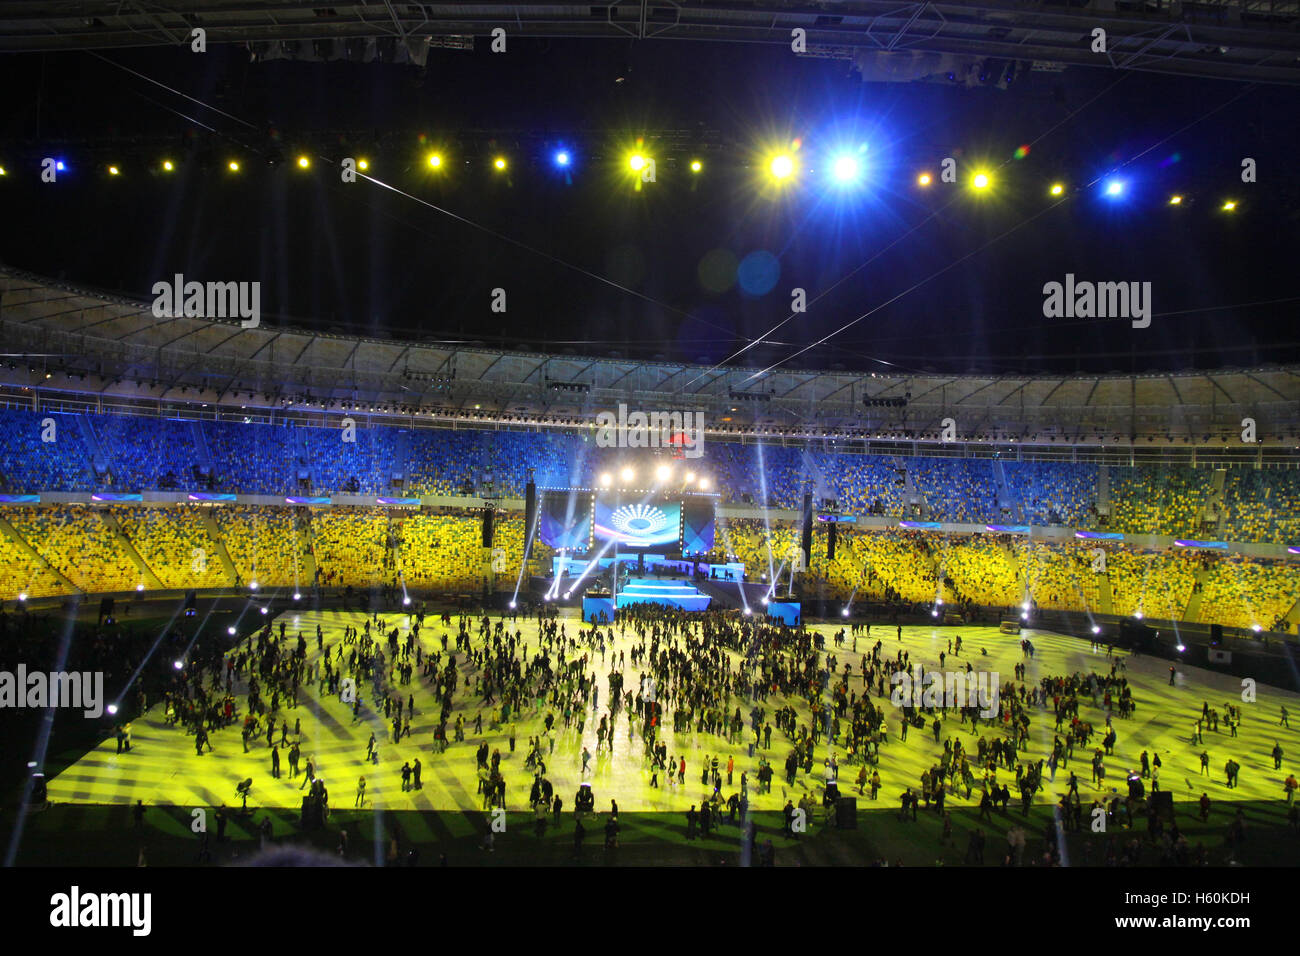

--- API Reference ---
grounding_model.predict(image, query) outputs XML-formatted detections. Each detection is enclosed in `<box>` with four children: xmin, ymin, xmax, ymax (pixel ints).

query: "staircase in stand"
<box><xmin>1097</xmin><ymin>569</ymin><xmax>1115</xmax><ymax>616</ymax></box>
<box><xmin>75</xmin><ymin>414</ymin><xmax>110</xmax><ymax>482</ymax></box>
<box><xmin>992</xmin><ymin>459</ymin><xmax>1024</xmax><ymax>522</ymax></box>
<box><xmin>0</xmin><ymin>514</ymin><xmax>81</xmax><ymax>593</ymax></box>
<box><xmin>197</xmin><ymin>510</ymin><xmax>239</xmax><ymax>583</ymax></box>
<box><xmin>1183</xmin><ymin>564</ymin><xmax>1213</xmax><ymax>624</ymax></box>
<box><xmin>297</xmin><ymin>510</ymin><xmax>318</xmax><ymax>590</ymax></box>
<box><xmin>1096</xmin><ymin>465</ymin><xmax>1111</xmax><ymax>520</ymax></box>
<box><xmin>99</xmin><ymin>510</ymin><xmax>164</xmax><ymax>589</ymax></box>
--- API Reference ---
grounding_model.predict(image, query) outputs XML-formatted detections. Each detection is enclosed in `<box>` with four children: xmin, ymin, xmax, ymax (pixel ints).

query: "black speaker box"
<box><xmin>836</xmin><ymin>796</ymin><xmax>857</xmax><ymax>829</ymax></box>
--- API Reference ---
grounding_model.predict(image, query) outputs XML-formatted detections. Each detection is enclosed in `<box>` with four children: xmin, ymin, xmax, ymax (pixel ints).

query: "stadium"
<box><xmin>1</xmin><ymin>0</ymin><xmax>1299</xmax><ymax>888</ymax></box>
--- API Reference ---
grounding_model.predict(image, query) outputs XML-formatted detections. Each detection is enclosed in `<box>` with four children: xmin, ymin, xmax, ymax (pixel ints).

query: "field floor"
<box><xmin>16</xmin><ymin>610</ymin><xmax>1300</xmax><ymax>865</ymax></box>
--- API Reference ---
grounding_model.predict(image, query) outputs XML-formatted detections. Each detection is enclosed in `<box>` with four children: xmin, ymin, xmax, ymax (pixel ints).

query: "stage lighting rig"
<box><xmin>863</xmin><ymin>394</ymin><xmax>909</xmax><ymax>408</ymax></box>
<box><xmin>547</xmin><ymin>380</ymin><xmax>590</xmax><ymax>394</ymax></box>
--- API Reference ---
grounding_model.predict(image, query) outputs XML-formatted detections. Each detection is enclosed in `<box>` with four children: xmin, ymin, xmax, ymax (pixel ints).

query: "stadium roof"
<box><xmin>2</xmin><ymin>267</ymin><xmax>1297</xmax><ymax>450</ymax></box>
<box><xmin>1</xmin><ymin>0</ymin><xmax>1298</xmax><ymax>84</ymax></box>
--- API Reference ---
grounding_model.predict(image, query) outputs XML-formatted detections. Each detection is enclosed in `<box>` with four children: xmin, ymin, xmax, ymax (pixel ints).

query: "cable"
<box><xmin>682</xmin><ymin>72</ymin><xmax>1142</xmax><ymax>388</ymax></box>
<box><xmin>746</xmin><ymin>82</ymin><xmax>1264</xmax><ymax>380</ymax></box>
<box><xmin>86</xmin><ymin>50</ymin><xmax>258</xmax><ymax>130</ymax></box>
<box><xmin>86</xmin><ymin>52</ymin><xmax>757</xmax><ymax>346</ymax></box>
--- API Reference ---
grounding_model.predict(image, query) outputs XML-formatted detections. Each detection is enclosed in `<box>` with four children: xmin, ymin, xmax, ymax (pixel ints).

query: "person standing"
<box><xmin>270</xmin><ymin>744</ymin><xmax>281</xmax><ymax>779</ymax></box>
<box><xmin>356</xmin><ymin>775</ymin><xmax>367</xmax><ymax>807</ymax></box>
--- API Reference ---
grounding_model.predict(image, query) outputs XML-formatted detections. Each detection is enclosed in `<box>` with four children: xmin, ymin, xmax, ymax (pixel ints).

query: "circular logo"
<box><xmin>609</xmin><ymin>503</ymin><xmax>670</xmax><ymax>537</ymax></box>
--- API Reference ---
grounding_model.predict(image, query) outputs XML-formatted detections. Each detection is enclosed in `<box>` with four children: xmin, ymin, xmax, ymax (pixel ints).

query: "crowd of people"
<box><xmin>89</xmin><ymin>593</ymin><xmax>1297</xmax><ymax>868</ymax></box>
<box><xmin>0</xmin><ymin>501</ymin><xmax>1294</xmax><ymax>636</ymax></box>
<box><xmin>0</xmin><ymin>405</ymin><xmax>1298</xmax><ymax>542</ymax></box>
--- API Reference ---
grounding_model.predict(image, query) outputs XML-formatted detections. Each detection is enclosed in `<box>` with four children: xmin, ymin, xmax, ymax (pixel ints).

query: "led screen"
<box><xmin>681</xmin><ymin>497</ymin><xmax>716</xmax><ymax>555</ymax></box>
<box><xmin>593</xmin><ymin>496</ymin><xmax>681</xmax><ymax>550</ymax></box>
<box><xmin>537</xmin><ymin>492</ymin><xmax>593</xmax><ymax>550</ymax></box>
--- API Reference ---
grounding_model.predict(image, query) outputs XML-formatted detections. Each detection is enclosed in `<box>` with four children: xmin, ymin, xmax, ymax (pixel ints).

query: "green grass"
<box><xmin>6</xmin><ymin>799</ymin><xmax>1298</xmax><ymax>867</ymax></box>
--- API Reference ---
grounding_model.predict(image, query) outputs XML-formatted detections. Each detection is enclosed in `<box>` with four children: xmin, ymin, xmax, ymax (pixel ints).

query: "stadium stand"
<box><xmin>1107</xmin><ymin>465</ymin><xmax>1214</xmax><ymax>537</ymax></box>
<box><xmin>1107</xmin><ymin>545</ymin><xmax>1197</xmax><ymax>621</ymax></box>
<box><xmin>205</xmin><ymin>420</ymin><xmax>294</xmax><ymax>495</ymax></box>
<box><xmin>0</xmin><ymin>404</ymin><xmax>1297</xmax><ymax>638</ymax></box>
<box><xmin>941</xmin><ymin>534</ymin><xmax>1023</xmax><ymax>609</ymax></box>
<box><xmin>396</xmin><ymin>512</ymin><xmax>492</xmax><ymax>592</ymax></box>
<box><xmin>1021</xmin><ymin>542</ymin><xmax>1101</xmax><ymax>613</ymax></box>
<box><xmin>811</xmin><ymin>451</ymin><xmax>906</xmax><ymax>516</ymax></box>
<box><xmin>1198</xmin><ymin>555</ymin><xmax>1300</xmax><ymax>631</ymax></box>
<box><xmin>907</xmin><ymin>458</ymin><xmax>999</xmax><ymax>523</ymax></box>
<box><xmin>1004</xmin><ymin>461</ymin><xmax>1098</xmax><ymax>526</ymax></box>
<box><xmin>312</xmin><ymin>507</ymin><xmax>390</xmax><ymax>588</ymax></box>
<box><xmin>115</xmin><ymin>505</ymin><xmax>233</xmax><ymax>589</ymax></box>
<box><xmin>213</xmin><ymin>505</ymin><xmax>302</xmax><ymax>586</ymax></box>
<box><xmin>0</xmin><ymin>409</ymin><xmax>94</xmax><ymax>492</ymax></box>
<box><xmin>8</xmin><ymin>506</ymin><xmax>139</xmax><ymax>593</ymax></box>
<box><xmin>1221</xmin><ymin>470</ymin><xmax>1300</xmax><ymax>544</ymax></box>
<box><xmin>95</xmin><ymin>414</ymin><xmax>201</xmax><ymax>491</ymax></box>
<box><xmin>0</xmin><ymin>528</ymin><xmax>67</xmax><ymax>599</ymax></box>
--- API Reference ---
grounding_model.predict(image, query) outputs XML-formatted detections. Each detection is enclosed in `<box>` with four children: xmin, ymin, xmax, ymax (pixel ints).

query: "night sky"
<box><xmin>1</xmin><ymin>40</ymin><xmax>1297</xmax><ymax>377</ymax></box>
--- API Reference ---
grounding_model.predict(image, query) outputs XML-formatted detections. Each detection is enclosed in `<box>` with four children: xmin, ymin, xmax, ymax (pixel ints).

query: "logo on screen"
<box><xmin>593</xmin><ymin>497</ymin><xmax>681</xmax><ymax>548</ymax></box>
<box><xmin>609</xmin><ymin>503</ymin><xmax>671</xmax><ymax>537</ymax></box>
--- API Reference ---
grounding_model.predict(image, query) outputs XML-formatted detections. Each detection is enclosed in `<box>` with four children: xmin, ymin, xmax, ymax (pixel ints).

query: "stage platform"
<box><xmin>616</xmin><ymin>578</ymin><xmax>710</xmax><ymax>611</ymax></box>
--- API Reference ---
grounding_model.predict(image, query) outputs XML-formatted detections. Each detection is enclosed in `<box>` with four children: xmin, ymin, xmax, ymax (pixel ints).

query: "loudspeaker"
<box><xmin>800</xmin><ymin>492</ymin><xmax>813</xmax><ymax>566</ymax></box>
<box><xmin>1210</xmin><ymin>623</ymin><xmax>1223</xmax><ymax>644</ymax></box>
<box><xmin>827</xmin><ymin>522</ymin><xmax>837</xmax><ymax>562</ymax></box>
<box><xmin>523</xmin><ymin>482</ymin><xmax>537</xmax><ymax>562</ymax></box>
<box><xmin>836</xmin><ymin>796</ymin><xmax>857</xmax><ymax>829</ymax></box>
<box><xmin>481</xmin><ymin>507</ymin><xmax>495</xmax><ymax>547</ymax></box>
<box><xmin>1150</xmin><ymin>790</ymin><xmax>1173</xmax><ymax>820</ymax></box>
